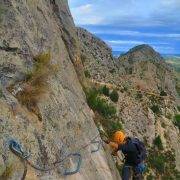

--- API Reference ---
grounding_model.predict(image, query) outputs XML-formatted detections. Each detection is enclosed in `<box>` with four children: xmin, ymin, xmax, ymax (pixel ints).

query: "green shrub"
<box><xmin>0</xmin><ymin>88</ymin><xmax>2</xmax><ymax>98</ymax></box>
<box><xmin>110</xmin><ymin>90</ymin><xmax>119</xmax><ymax>103</ymax></box>
<box><xmin>101</xmin><ymin>85</ymin><xmax>109</xmax><ymax>96</ymax></box>
<box><xmin>110</xmin><ymin>121</ymin><xmax>123</xmax><ymax>133</ymax></box>
<box><xmin>174</xmin><ymin>114</ymin><xmax>180</xmax><ymax>129</ymax></box>
<box><xmin>0</xmin><ymin>5</ymin><xmax>6</xmax><ymax>23</ymax></box>
<box><xmin>165</xmin><ymin>112</ymin><xmax>172</xmax><ymax>119</ymax></box>
<box><xmin>150</xmin><ymin>105</ymin><xmax>160</xmax><ymax>114</ymax></box>
<box><xmin>149</xmin><ymin>154</ymin><xmax>166</xmax><ymax>173</ymax></box>
<box><xmin>177</xmin><ymin>106</ymin><xmax>180</xmax><ymax>111</ymax></box>
<box><xmin>84</xmin><ymin>70</ymin><xmax>91</xmax><ymax>78</ymax></box>
<box><xmin>86</xmin><ymin>88</ymin><xmax>99</xmax><ymax>110</ymax></box>
<box><xmin>154</xmin><ymin>135</ymin><xmax>163</xmax><ymax>150</ymax></box>
<box><xmin>96</xmin><ymin>97</ymin><xmax>116</xmax><ymax>118</ymax></box>
<box><xmin>175</xmin><ymin>83</ymin><xmax>180</xmax><ymax>96</ymax></box>
<box><xmin>160</xmin><ymin>90</ymin><xmax>167</xmax><ymax>96</ymax></box>
<box><xmin>85</xmin><ymin>88</ymin><xmax>116</xmax><ymax>118</ymax></box>
<box><xmin>147</xmin><ymin>174</ymin><xmax>155</xmax><ymax>180</ymax></box>
<box><xmin>109</xmin><ymin>68</ymin><xmax>116</xmax><ymax>74</ymax></box>
<box><xmin>15</xmin><ymin>52</ymin><xmax>57</xmax><ymax>120</ymax></box>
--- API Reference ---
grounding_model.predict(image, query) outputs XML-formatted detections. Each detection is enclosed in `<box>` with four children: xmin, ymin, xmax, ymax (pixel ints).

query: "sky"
<box><xmin>68</xmin><ymin>0</ymin><xmax>180</xmax><ymax>55</ymax></box>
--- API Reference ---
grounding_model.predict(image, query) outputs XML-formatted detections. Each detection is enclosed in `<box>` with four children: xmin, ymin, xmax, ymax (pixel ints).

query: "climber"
<box><xmin>105</xmin><ymin>131</ymin><xmax>147</xmax><ymax>180</ymax></box>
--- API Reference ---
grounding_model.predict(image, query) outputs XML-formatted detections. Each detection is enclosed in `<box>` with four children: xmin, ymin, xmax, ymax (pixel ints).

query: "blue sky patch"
<box><xmin>69</xmin><ymin>0</ymin><xmax>180</xmax><ymax>54</ymax></box>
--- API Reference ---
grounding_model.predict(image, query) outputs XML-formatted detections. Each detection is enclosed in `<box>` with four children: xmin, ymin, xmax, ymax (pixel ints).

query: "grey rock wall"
<box><xmin>0</xmin><ymin>0</ymin><xmax>120</xmax><ymax>179</ymax></box>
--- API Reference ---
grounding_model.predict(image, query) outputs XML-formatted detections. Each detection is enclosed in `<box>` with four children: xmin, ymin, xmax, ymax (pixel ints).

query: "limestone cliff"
<box><xmin>78</xmin><ymin>29</ymin><xmax>180</xmax><ymax>179</ymax></box>
<box><xmin>0</xmin><ymin>1</ymin><xmax>120</xmax><ymax>179</ymax></box>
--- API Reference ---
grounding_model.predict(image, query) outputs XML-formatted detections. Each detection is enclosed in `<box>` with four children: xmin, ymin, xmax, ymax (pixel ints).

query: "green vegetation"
<box><xmin>0</xmin><ymin>4</ymin><xmax>6</xmax><ymax>23</ymax></box>
<box><xmin>153</xmin><ymin>135</ymin><xmax>163</xmax><ymax>150</ymax></box>
<box><xmin>174</xmin><ymin>114</ymin><xmax>180</xmax><ymax>129</ymax></box>
<box><xmin>85</xmin><ymin>88</ymin><xmax>116</xmax><ymax>118</ymax></box>
<box><xmin>110</xmin><ymin>89</ymin><xmax>119</xmax><ymax>103</ymax></box>
<box><xmin>148</xmin><ymin>153</ymin><xmax>165</xmax><ymax>174</ymax></box>
<box><xmin>101</xmin><ymin>85</ymin><xmax>110</xmax><ymax>96</ymax></box>
<box><xmin>147</xmin><ymin>148</ymin><xmax>179</xmax><ymax>179</ymax></box>
<box><xmin>150</xmin><ymin>105</ymin><xmax>161</xmax><ymax>114</ymax></box>
<box><xmin>146</xmin><ymin>174</ymin><xmax>155</xmax><ymax>180</ymax></box>
<box><xmin>165</xmin><ymin>57</ymin><xmax>180</xmax><ymax>73</ymax></box>
<box><xmin>165</xmin><ymin>57</ymin><xmax>180</xmax><ymax>97</ymax></box>
<box><xmin>176</xmin><ymin>83</ymin><xmax>180</xmax><ymax>96</ymax></box>
<box><xmin>160</xmin><ymin>90</ymin><xmax>167</xmax><ymax>96</ymax></box>
<box><xmin>0</xmin><ymin>88</ymin><xmax>2</xmax><ymax>98</ymax></box>
<box><xmin>15</xmin><ymin>52</ymin><xmax>57</xmax><ymax>119</ymax></box>
<box><xmin>165</xmin><ymin>112</ymin><xmax>172</xmax><ymax>120</ymax></box>
<box><xmin>81</xmin><ymin>54</ymin><xmax>86</xmax><ymax>65</ymax></box>
<box><xmin>177</xmin><ymin>106</ymin><xmax>180</xmax><ymax>111</ymax></box>
<box><xmin>107</xmin><ymin>120</ymin><xmax>123</xmax><ymax>136</ymax></box>
<box><xmin>84</xmin><ymin>70</ymin><xmax>91</xmax><ymax>78</ymax></box>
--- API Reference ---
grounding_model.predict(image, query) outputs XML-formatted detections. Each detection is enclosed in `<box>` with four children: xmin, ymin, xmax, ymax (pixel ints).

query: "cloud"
<box><xmin>107</xmin><ymin>40</ymin><xmax>169</xmax><ymax>45</ymax></box>
<box><xmin>69</xmin><ymin>0</ymin><xmax>180</xmax><ymax>27</ymax></box>
<box><xmin>72</xmin><ymin>4</ymin><xmax>93</xmax><ymax>14</ymax></box>
<box><xmin>71</xmin><ymin>3</ymin><xmax>105</xmax><ymax>25</ymax></box>
<box><xmin>69</xmin><ymin>0</ymin><xmax>180</xmax><ymax>54</ymax></box>
<box><xmin>93</xmin><ymin>30</ymin><xmax>180</xmax><ymax>39</ymax></box>
<box><xmin>107</xmin><ymin>40</ymin><xmax>145</xmax><ymax>45</ymax></box>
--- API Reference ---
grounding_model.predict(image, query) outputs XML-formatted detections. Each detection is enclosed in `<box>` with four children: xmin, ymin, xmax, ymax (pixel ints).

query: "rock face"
<box><xmin>78</xmin><ymin>29</ymin><xmax>180</xmax><ymax>178</ymax></box>
<box><xmin>77</xmin><ymin>27</ymin><xmax>120</xmax><ymax>84</ymax></box>
<box><xmin>0</xmin><ymin>1</ymin><xmax>120</xmax><ymax>180</ymax></box>
<box><xmin>0</xmin><ymin>0</ymin><xmax>179</xmax><ymax>179</ymax></box>
<box><xmin>118</xmin><ymin>44</ymin><xmax>176</xmax><ymax>96</ymax></box>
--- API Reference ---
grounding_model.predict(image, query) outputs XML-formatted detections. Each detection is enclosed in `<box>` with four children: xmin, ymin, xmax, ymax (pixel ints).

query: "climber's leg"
<box><xmin>122</xmin><ymin>165</ymin><xmax>132</xmax><ymax>180</ymax></box>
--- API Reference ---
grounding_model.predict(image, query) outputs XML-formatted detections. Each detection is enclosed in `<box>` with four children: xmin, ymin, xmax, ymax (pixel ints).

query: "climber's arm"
<box><xmin>104</xmin><ymin>141</ymin><xmax>119</xmax><ymax>156</ymax></box>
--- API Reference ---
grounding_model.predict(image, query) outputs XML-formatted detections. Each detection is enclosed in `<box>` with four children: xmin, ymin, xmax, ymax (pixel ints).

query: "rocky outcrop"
<box><xmin>118</xmin><ymin>44</ymin><xmax>176</xmax><ymax>97</ymax></box>
<box><xmin>77</xmin><ymin>27</ymin><xmax>121</xmax><ymax>84</ymax></box>
<box><xmin>0</xmin><ymin>1</ymin><xmax>120</xmax><ymax>179</ymax></box>
<box><xmin>78</xmin><ymin>28</ymin><xmax>180</xmax><ymax>177</ymax></box>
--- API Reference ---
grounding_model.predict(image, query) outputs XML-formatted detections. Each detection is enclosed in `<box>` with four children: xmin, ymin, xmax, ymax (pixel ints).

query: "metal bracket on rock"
<box><xmin>91</xmin><ymin>139</ymin><xmax>102</xmax><ymax>153</ymax></box>
<box><xmin>63</xmin><ymin>153</ymin><xmax>82</xmax><ymax>175</ymax></box>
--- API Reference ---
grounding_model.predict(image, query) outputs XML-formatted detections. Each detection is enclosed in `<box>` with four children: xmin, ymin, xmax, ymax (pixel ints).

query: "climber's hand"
<box><xmin>111</xmin><ymin>151</ymin><xmax>118</xmax><ymax>156</ymax></box>
<box><xmin>104</xmin><ymin>139</ymin><xmax>110</xmax><ymax>144</ymax></box>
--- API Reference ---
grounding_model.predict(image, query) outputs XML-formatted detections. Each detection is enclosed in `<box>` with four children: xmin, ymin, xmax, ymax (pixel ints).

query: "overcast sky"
<box><xmin>69</xmin><ymin>0</ymin><xmax>180</xmax><ymax>54</ymax></box>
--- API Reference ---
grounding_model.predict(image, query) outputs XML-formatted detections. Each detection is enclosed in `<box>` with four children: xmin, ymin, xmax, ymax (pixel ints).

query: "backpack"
<box><xmin>131</xmin><ymin>138</ymin><xmax>147</xmax><ymax>165</ymax></box>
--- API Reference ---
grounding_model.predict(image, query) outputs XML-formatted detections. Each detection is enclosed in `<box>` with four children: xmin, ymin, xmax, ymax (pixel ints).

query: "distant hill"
<box><xmin>164</xmin><ymin>55</ymin><xmax>180</xmax><ymax>72</ymax></box>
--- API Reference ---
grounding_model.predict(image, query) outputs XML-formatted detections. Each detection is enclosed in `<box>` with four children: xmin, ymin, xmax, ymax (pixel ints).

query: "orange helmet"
<box><xmin>113</xmin><ymin>131</ymin><xmax>126</xmax><ymax>145</ymax></box>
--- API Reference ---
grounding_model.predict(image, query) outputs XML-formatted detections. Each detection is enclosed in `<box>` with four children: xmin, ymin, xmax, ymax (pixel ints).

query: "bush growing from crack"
<box><xmin>101</xmin><ymin>85</ymin><xmax>110</xmax><ymax>97</ymax></box>
<box><xmin>174</xmin><ymin>114</ymin><xmax>180</xmax><ymax>129</ymax></box>
<box><xmin>85</xmin><ymin>88</ymin><xmax>116</xmax><ymax>118</ymax></box>
<box><xmin>150</xmin><ymin>105</ymin><xmax>161</xmax><ymax>115</ymax></box>
<box><xmin>110</xmin><ymin>89</ymin><xmax>119</xmax><ymax>103</ymax></box>
<box><xmin>0</xmin><ymin>88</ymin><xmax>3</xmax><ymax>98</ymax></box>
<box><xmin>148</xmin><ymin>153</ymin><xmax>165</xmax><ymax>174</ymax></box>
<box><xmin>160</xmin><ymin>90</ymin><xmax>167</xmax><ymax>96</ymax></box>
<box><xmin>153</xmin><ymin>135</ymin><xmax>163</xmax><ymax>150</ymax></box>
<box><xmin>16</xmin><ymin>52</ymin><xmax>58</xmax><ymax>120</ymax></box>
<box><xmin>84</xmin><ymin>70</ymin><xmax>91</xmax><ymax>78</ymax></box>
